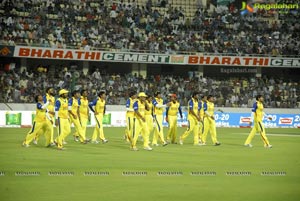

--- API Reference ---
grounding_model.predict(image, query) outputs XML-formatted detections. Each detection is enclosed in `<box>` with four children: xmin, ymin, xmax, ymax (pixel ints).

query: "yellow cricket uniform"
<box><xmin>245</xmin><ymin>101</ymin><xmax>271</xmax><ymax>146</ymax></box>
<box><xmin>166</xmin><ymin>101</ymin><xmax>182</xmax><ymax>143</ymax></box>
<box><xmin>55</xmin><ymin>97</ymin><xmax>71</xmax><ymax>149</ymax></box>
<box><xmin>180</xmin><ymin>98</ymin><xmax>199</xmax><ymax>145</ymax></box>
<box><xmin>76</xmin><ymin>96</ymin><xmax>89</xmax><ymax>139</ymax></box>
<box><xmin>35</xmin><ymin>93</ymin><xmax>55</xmax><ymax>143</ymax></box>
<box><xmin>152</xmin><ymin>97</ymin><xmax>166</xmax><ymax>145</ymax></box>
<box><xmin>132</xmin><ymin>99</ymin><xmax>149</xmax><ymax>149</ymax></box>
<box><xmin>69</xmin><ymin>97</ymin><xmax>86</xmax><ymax>142</ymax></box>
<box><xmin>198</xmin><ymin>101</ymin><xmax>205</xmax><ymax>141</ymax></box>
<box><xmin>89</xmin><ymin>97</ymin><xmax>106</xmax><ymax>141</ymax></box>
<box><xmin>145</xmin><ymin>100</ymin><xmax>154</xmax><ymax>139</ymax></box>
<box><xmin>125</xmin><ymin>98</ymin><xmax>136</xmax><ymax>141</ymax></box>
<box><xmin>202</xmin><ymin>101</ymin><xmax>219</xmax><ymax>144</ymax></box>
<box><xmin>24</xmin><ymin>102</ymin><xmax>52</xmax><ymax>146</ymax></box>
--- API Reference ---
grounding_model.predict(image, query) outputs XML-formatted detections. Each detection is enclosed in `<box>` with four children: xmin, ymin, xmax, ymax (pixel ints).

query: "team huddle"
<box><xmin>22</xmin><ymin>88</ymin><xmax>272</xmax><ymax>151</ymax></box>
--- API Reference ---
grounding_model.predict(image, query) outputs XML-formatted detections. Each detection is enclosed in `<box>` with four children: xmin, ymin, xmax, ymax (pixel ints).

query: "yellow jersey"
<box><xmin>252</xmin><ymin>101</ymin><xmax>264</xmax><ymax>122</ymax></box>
<box><xmin>126</xmin><ymin>98</ymin><xmax>136</xmax><ymax>118</ymax></box>
<box><xmin>167</xmin><ymin>101</ymin><xmax>180</xmax><ymax>116</ymax></box>
<box><xmin>153</xmin><ymin>97</ymin><xmax>164</xmax><ymax>115</ymax></box>
<box><xmin>199</xmin><ymin>101</ymin><xmax>205</xmax><ymax>119</ymax></box>
<box><xmin>43</xmin><ymin>93</ymin><xmax>55</xmax><ymax>117</ymax></box>
<box><xmin>133</xmin><ymin>99</ymin><xmax>146</xmax><ymax>120</ymax></box>
<box><xmin>145</xmin><ymin>100</ymin><xmax>153</xmax><ymax>116</ymax></box>
<box><xmin>205</xmin><ymin>101</ymin><xmax>214</xmax><ymax>117</ymax></box>
<box><xmin>188</xmin><ymin>98</ymin><xmax>199</xmax><ymax>119</ymax></box>
<box><xmin>69</xmin><ymin>97</ymin><xmax>80</xmax><ymax>115</ymax></box>
<box><xmin>34</xmin><ymin>102</ymin><xmax>47</xmax><ymax>122</ymax></box>
<box><xmin>89</xmin><ymin>97</ymin><xmax>106</xmax><ymax>114</ymax></box>
<box><xmin>55</xmin><ymin>97</ymin><xmax>69</xmax><ymax>119</ymax></box>
<box><xmin>79</xmin><ymin>96</ymin><xmax>89</xmax><ymax>118</ymax></box>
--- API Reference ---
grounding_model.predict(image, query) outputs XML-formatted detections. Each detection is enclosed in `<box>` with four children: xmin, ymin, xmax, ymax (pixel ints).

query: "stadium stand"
<box><xmin>0</xmin><ymin>0</ymin><xmax>299</xmax><ymax>56</ymax></box>
<box><xmin>0</xmin><ymin>66</ymin><xmax>299</xmax><ymax>108</ymax></box>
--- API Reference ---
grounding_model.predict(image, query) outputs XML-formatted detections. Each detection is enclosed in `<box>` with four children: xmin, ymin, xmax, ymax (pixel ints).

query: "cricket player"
<box><xmin>69</xmin><ymin>90</ymin><xmax>88</xmax><ymax>144</ymax></box>
<box><xmin>152</xmin><ymin>91</ymin><xmax>168</xmax><ymax>146</ymax></box>
<box><xmin>202</xmin><ymin>95</ymin><xmax>221</xmax><ymax>146</ymax></box>
<box><xmin>131</xmin><ymin>92</ymin><xmax>152</xmax><ymax>151</ymax></box>
<box><xmin>145</xmin><ymin>94</ymin><xmax>154</xmax><ymax>142</ymax></box>
<box><xmin>89</xmin><ymin>91</ymin><xmax>108</xmax><ymax>144</ymax></box>
<box><xmin>73</xmin><ymin>89</ymin><xmax>90</xmax><ymax>140</ymax></box>
<box><xmin>33</xmin><ymin>87</ymin><xmax>56</xmax><ymax>146</ymax></box>
<box><xmin>124</xmin><ymin>91</ymin><xmax>137</xmax><ymax>142</ymax></box>
<box><xmin>179</xmin><ymin>92</ymin><xmax>201</xmax><ymax>145</ymax></box>
<box><xmin>198</xmin><ymin>95</ymin><xmax>207</xmax><ymax>144</ymax></box>
<box><xmin>54</xmin><ymin>89</ymin><xmax>71</xmax><ymax>150</ymax></box>
<box><xmin>244</xmin><ymin>95</ymin><xmax>272</xmax><ymax>148</ymax></box>
<box><xmin>22</xmin><ymin>95</ymin><xmax>52</xmax><ymax>147</ymax></box>
<box><xmin>166</xmin><ymin>94</ymin><xmax>182</xmax><ymax>144</ymax></box>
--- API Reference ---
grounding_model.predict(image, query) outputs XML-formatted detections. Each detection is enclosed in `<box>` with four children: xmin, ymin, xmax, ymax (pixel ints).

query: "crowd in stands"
<box><xmin>1</xmin><ymin>66</ymin><xmax>299</xmax><ymax>108</ymax></box>
<box><xmin>0</xmin><ymin>0</ymin><xmax>299</xmax><ymax>56</ymax></box>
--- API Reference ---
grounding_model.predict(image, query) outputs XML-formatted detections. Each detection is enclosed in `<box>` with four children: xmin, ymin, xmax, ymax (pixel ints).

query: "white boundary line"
<box><xmin>235</xmin><ymin>133</ymin><xmax>300</xmax><ymax>137</ymax></box>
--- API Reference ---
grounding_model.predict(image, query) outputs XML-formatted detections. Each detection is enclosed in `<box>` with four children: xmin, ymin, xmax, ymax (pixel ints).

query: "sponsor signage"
<box><xmin>0</xmin><ymin>111</ymin><xmax>299</xmax><ymax>128</ymax></box>
<box><xmin>0</xmin><ymin>45</ymin><xmax>14</xmax><ymax>57</ymax></box>
<box><xmin>101</xmin><ymin>52</ymin><xmax>170</xmax><ymax>63</ymax></box>
<box><xmin>188</xmin><ymin>56</ymin><xmax>270</xmax><ymax>66</ymax></box>
<box><xmin>4</xmin><ymin>46</ymin><xmax>300</xmax><ymax>67</ymax></box>
<box><xmin>14</xmin><ymin>46</ymin><xmax>101</xmax><ymax>61</ymax></box>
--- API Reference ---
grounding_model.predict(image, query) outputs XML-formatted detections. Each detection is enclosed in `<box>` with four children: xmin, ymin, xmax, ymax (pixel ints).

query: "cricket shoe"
<box><xmin>214</xmin><ymin>142</ymin><xmax>221</xmax><ymax>146</ymax></box>
<box><xmin>49</xmin><ymin>142</ymin><xmax>56</xmax><ymax>146</ymax></box>
<box><xmin>91</xmin><ymin>140</ymin><xmax>100</xmax><ymax>144</ymax></box>
<box><xmin>162</xmin><ymin>142</ymin><xmax>168</xmax><ymax>147</ymax></box>
<box><xmin>244</xmin><ymin>144</ymin><xmax>253</xmax><ymax>148</ymax></box>
<box><xmin>102</xmin><ymin>139</ymin><xmax>109</xmax><ymax>144</ymax></box>
<box><xmin>179</xmin><ymin>138</ymin><xmax>183</xmax><ymax>145</ymax></box>
<box><xmin>131</xmin><ymin>147</ymin><xmax>139</xmax><ymax>151</ymax></box>
<box><xmin>33</xmin><ymin>139</ymin><xmax>38</xmax><ymax>145</ymax></box>
<box><xmin>152</xmin><ymin>143</ymin><xmax>159</xmax><ymax>147</ymax></box>
<box><xmin>22</xmin><ymin>142</ymin><xmax>30</xmax><ymax>148</ymax></box>
<box><xmin>264</xmin><ymin>144</ymin><xmax>273</xmax><ymax>148</ymax></box>
<box><xmin>143</xmin><ymin>146</ymin><xmax>153</xmax><ymax>151</ymax></box>
<box><xmin>63</xmin><ymin>141</ymin><xmax>68</xmax><ymax>145</ymax></box>
<box><xmin>74</xmin><ymin>136</ymin><xmax>79</xmax><ymax>142</ymax></box>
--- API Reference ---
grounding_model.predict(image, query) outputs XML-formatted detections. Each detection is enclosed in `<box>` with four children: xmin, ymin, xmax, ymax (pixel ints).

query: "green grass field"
<box><xmin>0</xmin><ymin>127</ymin><xmax>299</xmax><ymax>201</ymax></box>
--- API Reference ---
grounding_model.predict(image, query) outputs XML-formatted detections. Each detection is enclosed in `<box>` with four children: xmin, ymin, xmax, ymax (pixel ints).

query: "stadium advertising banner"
<box><xmin>14</xmin><ymin>46</ymin><xmax>102</xmax><ymax>61</ymax></box>
<box><xmin>0</xmin><ymin>45</ymin><xmax>15</xmax><ymax>57</ymax></box>
<box><xmin>11</xmin><ymin>46</ymin><xmax>300</xmax><ymax>67</ymax></box>
<box><xmin>0</xmin><ymin>111</ymin><xmax>299</xmax><ymax>128</ymax></box>
<box><xmin>101</xmin><ymin>52</ymin><xmax>170</xmax><ymax>63</ymax></box>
